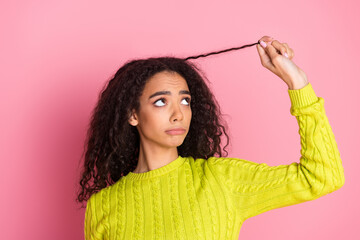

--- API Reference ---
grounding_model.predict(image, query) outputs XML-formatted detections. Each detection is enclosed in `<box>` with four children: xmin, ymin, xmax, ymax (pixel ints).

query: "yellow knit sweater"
<box><xmin>84</xmin><ymin>82</ymin><xmax>345</xmax><ymax>240</ymax></box>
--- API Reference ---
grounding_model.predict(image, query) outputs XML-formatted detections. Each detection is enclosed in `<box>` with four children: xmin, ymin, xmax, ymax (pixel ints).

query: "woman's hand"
<box><xmin>256</xmin><ymin>36</ymin><xmax>309</xmax><ymax>90</ymax></box>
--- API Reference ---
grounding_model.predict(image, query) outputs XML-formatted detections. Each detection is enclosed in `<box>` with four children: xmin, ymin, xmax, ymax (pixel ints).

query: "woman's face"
<box><xmin>128</xmin><ymin>71</ymin><xmax>192</xmax><ymax>149</ymax></box>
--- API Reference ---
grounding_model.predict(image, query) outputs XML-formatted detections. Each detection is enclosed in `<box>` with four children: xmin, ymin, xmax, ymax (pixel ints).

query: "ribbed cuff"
<box><xmin>287</xmin><ymin>82</ymin><xmax>319</xmax><ymax>108</ymax></box>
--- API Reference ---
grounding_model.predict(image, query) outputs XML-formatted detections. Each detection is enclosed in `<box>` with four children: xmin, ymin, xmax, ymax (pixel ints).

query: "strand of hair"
<box><xmin>183</xmin><ymin>40</ymin><xmax>260</xmax><ymax>61</ymax></box>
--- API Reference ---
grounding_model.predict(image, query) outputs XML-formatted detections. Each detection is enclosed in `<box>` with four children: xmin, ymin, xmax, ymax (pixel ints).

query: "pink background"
<box><xmin>1</xmin><ymin>0</ymin><xmax>359</xmax><ymax>239</ymax></box>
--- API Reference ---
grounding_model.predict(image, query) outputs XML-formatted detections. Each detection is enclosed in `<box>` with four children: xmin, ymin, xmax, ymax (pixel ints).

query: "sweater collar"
<box><xmin>126</xmin><ymin>155</ymin><xmax>186</xmax><ymax>180</ymax></box>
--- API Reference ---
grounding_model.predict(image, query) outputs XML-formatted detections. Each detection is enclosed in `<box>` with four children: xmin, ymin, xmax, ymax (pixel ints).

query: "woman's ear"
<box><xmin>128</xmin><ymin>109</ymin><xmax>138</xmax><ymax>126</ymax></box>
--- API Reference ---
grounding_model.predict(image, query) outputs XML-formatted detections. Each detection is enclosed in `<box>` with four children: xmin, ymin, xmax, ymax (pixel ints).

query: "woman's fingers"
<box><xmin>256</xmin><ymin>44</ymin><xmax>267</xmax><ymax>67</ymax></box>
<box><xmin>270</xmin><ymin>40</ymin><xmax>295</xmax><ymax>60</ymax></box>
<box><xmin>258</xmin><ymin>35</ymin><xmax>273</xmax><ymax>43</ymax></box>
<box><xmin>256</xmin><ymin>41</ymin><xmax>277</xmax><ymax>73</ymax></box>
<box><xmin>283</xmin><ymin>43</ymin><xmax>294</xmax><ymax>59</ymax></box>
<box><xmin>256</xmin><ymin>36</ymin><xmax>307</xmax><ymax>88</ymax></box>
<box><xmin>270</xmin><ymin>40</ymin><xmax>288</xmax><ymax>57</ymax></box>
<box><xmin>257</xmin><ymin>37</ymin><xmax>289</xmax><ymax>78</ymax></box>
<box><xmin>263</xmin><ymin>42</ymin><xmax>281</xmax><ymax>62</ymax></box>
<box><xmin>256</xmin><ymin>42</ymin><xmax>268</xmax><ymax>64</ymax></box>
<box><xmin>257</xmin><ymin>36</ymin><xmax>294</xmax><ymax>72</ymax></box>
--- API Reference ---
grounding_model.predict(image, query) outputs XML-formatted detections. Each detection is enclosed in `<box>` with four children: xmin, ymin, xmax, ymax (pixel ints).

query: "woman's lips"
<box><xmin>165</xmin><ymin>128</ymin><xmax>186</xmax><ymax>135</ymax></box>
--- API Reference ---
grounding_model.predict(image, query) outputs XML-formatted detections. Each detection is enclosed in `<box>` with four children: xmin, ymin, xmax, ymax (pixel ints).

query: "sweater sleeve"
<box><xmin>84</xmin><ymin>190</ymin><xmax>109</xmax><ymax>240</ymax></box>
<box><xmin>207</xmin><ymin>82</ymin><xmax>345</xmax><ymax>221</ymax></box>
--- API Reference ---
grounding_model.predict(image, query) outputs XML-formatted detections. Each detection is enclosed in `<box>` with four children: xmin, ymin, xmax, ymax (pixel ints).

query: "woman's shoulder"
<box><xmin>196</xmin><ymin>155</ymin><xmax>252</xmax><ymax>166</ymax></box>
<box><xmin>88</xmin><ymin>178</ymin><xmax>125</xmax><ymax>204</ymax></box>
<box><xmin>190</xmin><ymin>155</ymin><xmax>247</xmax><ymax>172</ymax></box>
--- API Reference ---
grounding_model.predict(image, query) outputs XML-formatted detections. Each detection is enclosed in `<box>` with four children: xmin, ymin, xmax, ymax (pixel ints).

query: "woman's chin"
<box><xmin>164</xmin><ymin>137</ymin><xmax>186</xmax><ymax>147</ymax></box>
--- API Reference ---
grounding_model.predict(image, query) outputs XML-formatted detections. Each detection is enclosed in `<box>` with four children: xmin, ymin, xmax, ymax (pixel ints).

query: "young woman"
<box><xmin>77</xmin><ymin>36</ymin><xmax>345</xmax><ymax>240</ymax></box>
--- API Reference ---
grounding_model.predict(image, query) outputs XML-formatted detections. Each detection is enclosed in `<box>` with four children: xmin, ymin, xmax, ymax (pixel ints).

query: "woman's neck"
<box><xmin>133</xmin><ymin>143</ymin><xmax>179</xmax><ymax>173</ymax></box>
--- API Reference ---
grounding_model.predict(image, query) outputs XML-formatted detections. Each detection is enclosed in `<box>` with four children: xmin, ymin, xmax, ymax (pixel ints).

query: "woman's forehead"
<box><xmin>144</xmin><ymin>71</ymin><xmax>189</xmax><ymax>92</ymax></box>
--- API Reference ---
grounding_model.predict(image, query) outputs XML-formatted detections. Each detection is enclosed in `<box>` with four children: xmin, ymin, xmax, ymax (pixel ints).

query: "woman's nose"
<box><xmin>170</xmin><ymin>104</ymin><xmax>184</xmax><ymax>122</ymax></box>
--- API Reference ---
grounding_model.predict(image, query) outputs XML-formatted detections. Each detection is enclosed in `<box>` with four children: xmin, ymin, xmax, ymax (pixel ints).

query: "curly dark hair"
<box><xmin>75</xmin><ymin>56</ymin><xmax>233</xmax><ymax>207</ymax></box>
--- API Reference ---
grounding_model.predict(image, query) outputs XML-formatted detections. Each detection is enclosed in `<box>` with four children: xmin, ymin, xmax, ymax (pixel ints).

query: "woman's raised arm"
<box><xmin>207</xmin><ymin>81</ymin><xmax>345</xmax><ymax>220</ymax></box>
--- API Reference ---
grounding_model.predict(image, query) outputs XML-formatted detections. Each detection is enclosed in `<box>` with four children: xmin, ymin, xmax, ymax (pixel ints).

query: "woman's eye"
<box><xmin>154</xmin><ymin>98</ymin><xmax>166</xmax><ymax>107</ymax></box>
<box><xmin>182</xmin><ymin>97</ymin><xmax>191</xmax><ymax>105</ymax></box>
<box><xmin>154</xmin><ymin>97</ymin><xmax>191</xmax><ymax>107</ymax></box>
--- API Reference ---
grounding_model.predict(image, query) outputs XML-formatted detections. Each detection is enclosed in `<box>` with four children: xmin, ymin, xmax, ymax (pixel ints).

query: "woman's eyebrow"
<box><xmin>148</xmin><ymin>90</ymin><xmax>191</xmax><ymax>99</ymax></box>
